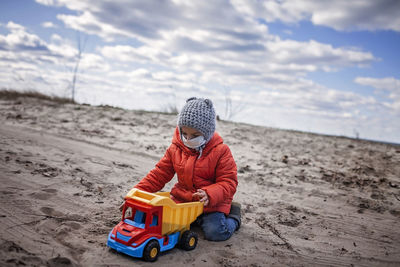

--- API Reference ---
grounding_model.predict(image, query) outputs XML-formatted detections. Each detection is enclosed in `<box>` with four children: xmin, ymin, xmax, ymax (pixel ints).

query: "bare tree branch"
<box><xmin>224</xmin><ymin>88</ymin><xmax>247</xmax><ymax>120</ymax></box>
<box><xmin>71</xmin><ymin>31</ymin><xmax>88</xmax><ymax>102</ymax></box>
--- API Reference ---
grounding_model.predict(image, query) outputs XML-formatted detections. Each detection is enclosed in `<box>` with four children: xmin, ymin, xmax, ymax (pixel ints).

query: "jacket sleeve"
<box><xmin>134</xmin><ymin>145</ymin><xmax>176</xmax><ymax>193</ymax></box>
<box><xmin>202</xmin><ymin>144</ymin><xmax>238</xmax><ymax>207</ymax></box>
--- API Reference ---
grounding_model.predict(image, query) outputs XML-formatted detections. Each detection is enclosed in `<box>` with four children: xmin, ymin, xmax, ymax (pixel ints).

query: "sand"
<box><xmin>0</xmin><ymin>95</ymin><xmax>399</xmax><ymax>266</ymax></box>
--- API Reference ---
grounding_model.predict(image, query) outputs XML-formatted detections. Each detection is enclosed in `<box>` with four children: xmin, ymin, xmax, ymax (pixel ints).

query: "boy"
<box><xmin>134</xmin><ymin>97</ymin><xmax>240</xmax><ymax>241</ymax></box>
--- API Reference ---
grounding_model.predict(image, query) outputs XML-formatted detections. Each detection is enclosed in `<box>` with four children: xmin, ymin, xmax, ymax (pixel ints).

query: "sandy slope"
<box><xmin>0</xmin><ymin>96</ymin><xmax>399</xmax><ymax>266</ymax></box>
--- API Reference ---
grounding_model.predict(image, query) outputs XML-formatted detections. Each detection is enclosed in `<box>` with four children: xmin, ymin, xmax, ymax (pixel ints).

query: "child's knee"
<box><xmin>201</xmin><ymin>214</ymin><xmax>233</xmax><ymax>241</ymax></box>
<box><xmin>203</xmin><ymin>225</ymin><xmax>231</xmax><ymax>241</ymax></box>
<box><xmin>203</xmin><ymin>222</ymin><xmax>226</xmax><ymax>241</ymax></box>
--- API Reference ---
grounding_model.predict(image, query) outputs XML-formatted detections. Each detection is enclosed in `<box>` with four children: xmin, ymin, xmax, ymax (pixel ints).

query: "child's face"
<box><xmin>180</xmin><ymin>126</ymin><xmax>203</xmax><ymax>140</ymax></box>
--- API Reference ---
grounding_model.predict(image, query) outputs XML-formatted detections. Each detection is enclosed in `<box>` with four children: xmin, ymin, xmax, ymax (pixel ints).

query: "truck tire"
<box><xmin>143</xmin><ymin>240</ymin><xmax>160</xmax><ymax>262</ymax></box>
<box><xmin>180</xmin><ymin>230</ymin><xmax>198</xmax><ymax>251</ymax></box>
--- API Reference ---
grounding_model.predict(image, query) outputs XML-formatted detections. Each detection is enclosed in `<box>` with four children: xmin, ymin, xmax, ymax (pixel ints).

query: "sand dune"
<box><xmin>0</xmin><ymin>95</ymin><xmax>399</xmax><ymax>266</ymax></box>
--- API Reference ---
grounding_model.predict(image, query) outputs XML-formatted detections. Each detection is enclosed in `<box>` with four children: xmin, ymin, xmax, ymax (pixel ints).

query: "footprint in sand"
<box><xmin>0</xmin><ymin>190</ymin><xmax>15</xmax><ymax>195</ymax></box>
<box><xmin>29</xmin><ymin>192</ymin><xmax>52</xmax><ymax>200</ymax></box>
<box><xmin>29</xmin><ymin>188</ymin><xmax>57</xmax><ymax>200</ymax></box>
<box><xmin>64</xmin><ymin>221</ymin><xmax>82</xmax><ymax>230</ymax></box>
<box><xmin>0</xmin><ymin>240</ymin><xmax>45</xmax><ymax>266</ymax></box>
<box><xmin>40</xmin><ymin>206</ymin><xmax>64</xmax><ymax>217</ymax></box>
<box><xmin>40</xmin><ymin>206</ymin><xmax>85</xmax><ymax>228</ymax></box>
<box><xmin>47</xmin><ymin>256</ymin><xmax>75</xmax><ymax>267</ymax></box>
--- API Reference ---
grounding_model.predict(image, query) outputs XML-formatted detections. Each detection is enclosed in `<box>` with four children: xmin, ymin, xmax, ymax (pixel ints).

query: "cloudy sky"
<box><xmin>1</xmin><ymin>0</ymin><xmax>399</xmax><ymax>143</ymax></box>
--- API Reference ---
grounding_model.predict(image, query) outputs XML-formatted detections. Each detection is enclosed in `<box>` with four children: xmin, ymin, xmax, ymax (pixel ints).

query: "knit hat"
<box><xmin>178</xmin><ymin>97</ymin><xmax>216</xmax><ymax>143</ymax></box>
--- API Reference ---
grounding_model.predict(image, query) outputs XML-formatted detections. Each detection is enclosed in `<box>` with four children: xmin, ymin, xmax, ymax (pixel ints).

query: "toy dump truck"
<box><xmin>107</xmin><ymin>188</ymin><xmax>204</xmax><ymax>262</ymax></box>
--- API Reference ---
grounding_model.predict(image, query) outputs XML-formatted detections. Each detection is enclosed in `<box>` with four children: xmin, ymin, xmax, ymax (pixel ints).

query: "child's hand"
<box><xmin>192</xmin><ymin>189</ymin><xmax>209</xmax><ymax>206</ymax></box>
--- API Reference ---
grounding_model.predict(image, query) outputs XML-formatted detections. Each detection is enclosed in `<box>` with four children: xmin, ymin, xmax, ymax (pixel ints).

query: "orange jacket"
<box><xmin>135</xmin><ymin>127</ymin><xmax>238</xmax><ymax>215</ymax></box>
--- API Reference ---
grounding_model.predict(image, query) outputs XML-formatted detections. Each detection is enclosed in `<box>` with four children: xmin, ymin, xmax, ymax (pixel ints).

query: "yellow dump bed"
<box><xmin>125</xmin><ymin>188</ymin><xmax>204</xmax><ymax>236</ymax></box>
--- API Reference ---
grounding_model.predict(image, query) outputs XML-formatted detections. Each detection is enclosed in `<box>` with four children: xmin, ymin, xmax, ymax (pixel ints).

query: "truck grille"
<box><xmin>116</xmin><ymin>232</ymin><xmax>131</xmax><ymax>242</ymax></box>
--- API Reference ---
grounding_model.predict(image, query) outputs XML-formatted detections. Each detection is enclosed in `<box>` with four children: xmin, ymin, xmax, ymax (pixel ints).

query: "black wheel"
<box><xmin>180</xmin><ymin>230</ymin><xmax>198</xmax><ymax>251</ymax></box>
<box><xmin>143</xmin><ymin>240</ymin><xmax>160</xmax><ymax>262</ymax></box>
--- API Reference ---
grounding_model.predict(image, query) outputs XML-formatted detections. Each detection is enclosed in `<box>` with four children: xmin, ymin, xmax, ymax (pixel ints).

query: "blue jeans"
<box><xmin>199</xmin><ymin>212</ymin><xmax>238</xmax><ymax>241</ymax></box>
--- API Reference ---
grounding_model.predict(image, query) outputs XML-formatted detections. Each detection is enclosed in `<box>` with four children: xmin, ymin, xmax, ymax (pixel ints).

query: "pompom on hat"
<box><xmin>178</xmin><ymin>97</ymin><xmax>216</xmax><ymax>143</ymax></box>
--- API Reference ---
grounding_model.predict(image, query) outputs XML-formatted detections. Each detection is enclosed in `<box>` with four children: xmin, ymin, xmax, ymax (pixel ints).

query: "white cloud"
<box><xmin>80</xmin><ymin>53</ymin><xmax>110</xmax><ymax>72</ymax></box>
<box><xmin>35</xmin><ymin>0</ymin><xmax>55</xmax><ymax>5</ymax></box>
<box><xmin>266</xmin><ymin>39</ymin><xmax>375</xmax><ymax>68</ymax></box>
<box><xmin>57</xmin><ymin>12</ymin><xmax>134</xmax><ymax>42</ymax></box>
<box><xmin>50</xmin><ymin>34</ymin><xmax>62</xmax><ymax>42</ymax></box>
<box><xmin>0</xmin><ymin>22</ymin><xmax>48</xmax><ymax>52</ymax></box>
<box><xmin>231</xmin><ymin>0</ymin><xmax>400</xmax><ymax>32</ymax></box>
<box><xmin>308</xmin><ymin>0</ymin><xmax>400</xmax><ymax>32</ymax></box>
<box><xmin>99</xmin><ymin>37</ymin><xmax>375</xmax><ymax>90</ymax></box>
<box><xmin>6</xmin><ymin>21</ymin><xmax>26</xmax><ymax>31</ymax></box>
<box><xmin>33</xmin><ymin>0</ymin><xmax>376</xmax><ymax>87</ymax></box>
<box><xmin>0</xmin><ymin>21</ymin><xmax>95</xmax><ymax>98</ymax></box>
<box><xmin>0</xmin><ymin>22</ymin><xmax>82</xmax><ymax>60</ymax></box>
<box><xmin>355</xmin><ymin>76</ymin><xmax>400</xmax><ymax>112</ymax></box>
<box><xmin>355</xmin><ymin>76</ymin><xmax>400</xmax><ymax>92</ymax></box>
<box><xmin>130</xmin><ymin>68</ymin><xmax>151</xmax><ymax>78</ymax></box>
<box><xmin>41</xmin><ymin>21</ymin><xmax>58</xmax><ymax>28</ymax></box>
<box><xmin>46</xmin><ymin>0</ymin><xmax>376</xmax><ymax>84</ymax></box>
<box><xmin>100</xmin><ymin>45</ymin><xmax>170</xmax><ymax>64</ymax></box>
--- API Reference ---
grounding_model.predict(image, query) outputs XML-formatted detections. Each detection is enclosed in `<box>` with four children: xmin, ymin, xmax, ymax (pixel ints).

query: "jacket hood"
<box><xmin>172</xmin><ymin>127</ymin><xmax>223</xmax><ymax>156</ymax></box>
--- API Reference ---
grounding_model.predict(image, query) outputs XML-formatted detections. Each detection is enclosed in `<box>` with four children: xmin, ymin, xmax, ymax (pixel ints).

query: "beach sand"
<box><xmin>0</xmin><ymin>95</ymin><xmax>399</xmax><ymax>266</ymax></box>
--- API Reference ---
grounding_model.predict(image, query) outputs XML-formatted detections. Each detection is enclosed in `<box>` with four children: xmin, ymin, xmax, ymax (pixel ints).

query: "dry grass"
<box><xmin>0</xmin><ymin>89</ymin><xmax>75</xmax><ymax>104</ymax></box>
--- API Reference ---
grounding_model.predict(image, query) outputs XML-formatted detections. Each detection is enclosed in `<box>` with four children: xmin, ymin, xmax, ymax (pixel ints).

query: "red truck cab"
<box><xmin>110</xmin><ymin>199</ymin><xmax>163</xmax><ymax>248</ymax></box>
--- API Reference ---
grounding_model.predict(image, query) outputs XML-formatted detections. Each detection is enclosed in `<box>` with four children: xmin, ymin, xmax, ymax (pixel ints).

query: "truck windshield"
<box><xmin>124</xmin><ymin>209</ymin><xmax>147</xmax><ymax>229</ymax></box>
